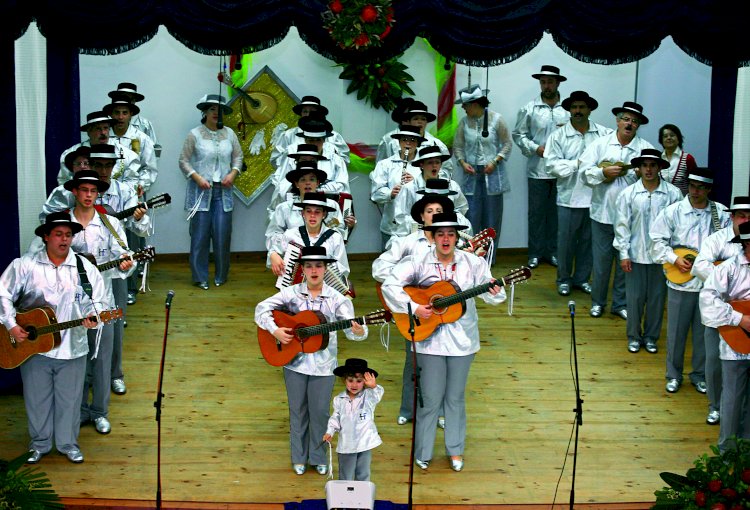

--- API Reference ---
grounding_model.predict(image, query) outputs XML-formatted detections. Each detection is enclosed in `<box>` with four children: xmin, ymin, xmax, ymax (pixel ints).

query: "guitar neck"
<box><xmin>297</xmin><ymin>315</ymin><xmax>365</xmax><ymax>339</ymax></box>
<box><xmin>432</xmin><ymin>280</ymin><xmax>503</xmax><ymax>309</ymax></box>
<box><xmin>35</xmin><ymin>316</ymin><xmax>95</xmax><ymax>336</ymax></box>
<box><xmin>112</xmin><ymin>203</ymin><xmax>143</xmax><ymax>220</ymax></box>
<box><xmin>97</xmin><ymin>254</ymin><xmax>132</xmax><ymax>272</ymax></box>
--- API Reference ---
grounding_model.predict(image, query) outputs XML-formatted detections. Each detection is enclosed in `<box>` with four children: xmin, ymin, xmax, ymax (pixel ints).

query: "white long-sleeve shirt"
<box><xmin>111</xmin><ymin>125</ymin><xmax>158</xmax><ymax>192</ymax></box>
<box><xmin>268</xmin><ymin>226</ymin><xmax>349</xmax><ymax>278</ymax></box>
<box><xmin>58</xmin><ymin>140</ymin><xmax>141</xmax><ymax>190</ymax></box>
<box><xmin>544</xmin><ymin>121</ymin><xmax>612</xmax><ymax>208</ymax></box>
<box><xmin>613</xmin><ymin>179</ymin><xmax>683</xmax><ymax>263</ymax></box>
<box><xmin>693</xmin><ymin>226</ymin><xmax>742</xmax><ymax>282</ymax></box>
<box><xmin>512</xmin><ymin>96</ymin><xmax>569</xmax><ymax>179</ymax></box>
<box><xmin>390</xmin><ymin>177</ymin><xmax>470</xmax><ymax>238</ymax></box>
<box><xmin>326</xmin><ymin>385</ymin><xmax>383</xmax><ymax>454</ymax></box>
<box><xmin>265</xmin><ymin>197</ymin><xmax>345</xmax><ymax>250</ymax></box>
<box><xmin>369</xmin><ymin>155</ymin><xmax>421</xmax><ymax>236</ymax></box>
<box><xmin>371</xmin><ymin>231</ymin><xmax>434</xmax><ymax>283</ymax></box>
<box><xmin>270</xmin><ymin>127</ymin><xmax>349</xmax><ymax>169</ymax></box>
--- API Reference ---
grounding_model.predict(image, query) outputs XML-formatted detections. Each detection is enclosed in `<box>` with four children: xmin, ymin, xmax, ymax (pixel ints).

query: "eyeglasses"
<box><xmin>72</xmin><ymin>161</ymin><xmax>89</xmax><ymax>168</ymax></box>
<box><xmin>620</xmin><ymin>116</ymin><xmax>640</xmax><ymax>126</ymax></box>
<box><xmin>401</xmin><ymin>137</ymin><xmax>419</xmax><ymax>143</ymax></box>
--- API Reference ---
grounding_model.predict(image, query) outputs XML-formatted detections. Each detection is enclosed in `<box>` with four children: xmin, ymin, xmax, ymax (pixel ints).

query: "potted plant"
<box><xmin>0</xmin><ymin>452</ymin><xmax>62</xmax><ymax>509</ymax></box>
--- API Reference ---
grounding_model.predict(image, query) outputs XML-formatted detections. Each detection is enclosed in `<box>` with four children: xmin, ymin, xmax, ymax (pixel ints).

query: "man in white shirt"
<box><xmin>107</xmin><ymin>82</ymin><xmax>161</xmax><ymax>157</ymax></box>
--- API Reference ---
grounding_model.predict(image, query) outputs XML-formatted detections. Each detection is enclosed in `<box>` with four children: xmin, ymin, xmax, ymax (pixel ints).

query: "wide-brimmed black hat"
<box><xmin>288</xmin><ymin>143</ymin><xmax>327</xmax><ymax>161</ymax></box>
<box><xmin>333</xmin><ymin>358</ymin><xmax>378</xmax><ymax>377</ymax></box>
<box><xmin>410</xmin><ymin>193</ymin><xmax>455</xmax><ymax>223</ymax></box>
<box><xmin>411</xmin><ymin>145</ymin><xmax>450</xmax><ymax>166</ymax></box>
<box><xmin>108</xmin><ymin>82</ymin><xmax>144</xmax><ymax>102</ymax></box>
<box><xmin>103</xmin><ymin>93</ymin><xmax>140</xmax><ymax>116</ymax></box>
<box><xmin>631</xmin><ymin>148</ymin><xmax>669</xmax><ymax>169</ymax></box>
<box><xmin>296</xmin><ymin>117</ymin><xmax>333</xmax><ymax>138</ymax></box>
<box><xmin>64</xmin><ymin>146</ymin><xmax>92</xmax><ymax>172</ymax></box>
<box><xmin>687</xmin><ymin>167</ymin><xmax>714</xmax><ymax>185</ymax></box>
<box><xmin>612</xmin><ymin>101</ymin><xmax>649</xmax><ymax>125</ymax></box>
<box><xmin>391</xmin><ymin>97</ymin><xmax>415</xmax><ymax>123</ymax></box>
<box><xmin>35</xmin><ymin>211</ymin><xmax>83</xmax><ymax>237</ymax></box>
<box><xmin>416</xmin><ymin>178</ymin><xmax>457</xmax><ymax>197</ymax></box>
<box><xmin>80</xmin><ymin>111</ymin><xmax>116</xmax><ymax>132</ymax></box>
<box><xmin>293</xmin><ymin>191</ymin><xmax>336</xmax><ymax>212</ymax></box>
<box><xmin>731</xmin><ymin>221</ymin><xmax>750</xmax><ymax>244</ymax></box>
<box><xmin>63</xmin><ymin>169</ymin><xmax>110</xmax><ymax>192</ymax></box>
<box><xmin>390</xmin><ymin>125</ymin><xmax>426</xmax><ymax>143</ymax></box>
<box><xmin>88</xmin><ymin>143</ymin><xmax>122</xmax><ymax>161</ymax></box>
<box><xmin>196</xmin><ymin>94</ymin><xmax>232</xmax><ymax>114</ymax></box>
<box><xmin>532</xmin><ymin>65</ymin><xmax>567</xmax><ymax>82</ymax></box>
<box><xmin>402</xmin><ymin>101</ymin><xmax>436</xmax><ymax>123</ymax></box>
<box><xmin>729</xmin><ymin>196</ymin><xmax>750</xmax><ymax>212</ymax></box>
<box><xmin>422</xmin><ymin>211</ymin><xmax>469</xmax><ymax>232</ymax></box>
<box><xmin>297</xmin><ymin>245</ymin><xmax>337</xmax><ymax>264</ymax></box>
<box><xmin>292</xmin><ymin>96</ymin><xmax>329</xmax><ymax>116</ymax></box>
<box><xmin>454</xmin><ymin>83</ymin><xmax>490</xmax><ymax>105</ymax></box>
<box><xmin>286</xmin><ymin>160</ymin><xmax>328</xmax><ymax>185</ymax></box>
<box><xmin>561</xmin><ymin>90</ymin><xmax>598</xmax><ymax>111</ymax></box>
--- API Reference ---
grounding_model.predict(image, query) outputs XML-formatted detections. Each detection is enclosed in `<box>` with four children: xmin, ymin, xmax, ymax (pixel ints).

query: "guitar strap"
<box><xmin>709</xmin><ymin>201</ymin><xmax>721</xmax><ymax>234</ymax></box>
<box><xmin>298</xmin><ymin>226</ymin><xmax>335</xmax><ymax>248</ymax></box>
<box><xmin>75</xmin><ymin>254</ymin><xmax>94</xmax><ymax>301</ymax></box>
<box><xmin>97</xmin><ymin>209</ymin><xmax>129</xmax><ymax>252</ymax></box>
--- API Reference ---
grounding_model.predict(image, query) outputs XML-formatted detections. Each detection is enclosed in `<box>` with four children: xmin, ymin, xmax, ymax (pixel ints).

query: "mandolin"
<box><xmin>662</xmin><ymin>246</ymin><xmax>722</xmax><ymax>285</ymax></box>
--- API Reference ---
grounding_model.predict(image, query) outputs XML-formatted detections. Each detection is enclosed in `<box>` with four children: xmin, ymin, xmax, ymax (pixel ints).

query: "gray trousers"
<box><xmin>81</xmin><ymin>324</ymin><xmax>114</xmax><ymax>421</ymax></box>
<box><xmin>591</xmin><ymin>220</ymin><xmax>626</xmax><ymax>312</ymax></box>
<box><xmin>399</xmin><ymin>340</ymin><xmax>443</xmax><ymax>420</ymax></box>
<box><xmin>20</xmin><ymin>354</ymin><xmax>86</xmax><ymax>454</ymax></box>
<box><xmin>665</xmin><ymin>288</ymin><xmax>705</xmax><ymax>384</ymax></box>
<box><xmin>556</xmin><ymin>206</ymin><xmax>592</xmax><ymax>287</ymax></box>
<box><xmin>527</xmin><ymin>178</ymin><xmax>557</xmax><ymax>260</ymax></box>
<box><xmin>415</xmin><ymin>353</ymin><xmax>474</xmax><ymax>461</ymax></box>
<box><xmin>705</xmin><ymin>327</ymin><xmax>722</xmax><ymax>413</ymax></box>
<box><xmin>719</xmin><ymin>359</ymin><xmax>750</xmax><ymax>453</ymax></box>
<box><xmin>111</xmin><ymin>278</ymin><xmax>128</xmax><ymax>381</ymax></box>
<box><xmin>625</xmin><ymin>263</ymin><xmax>666</xmax><ymax>346</ymax></box>
<box><xmin>337</xmin><ymin>449</ymin><xmax>373</xmax><ymax>481</ymax></box>
<box><xmin>284</xmin><ymin>368</ymin><xmax>335</xmax><ymax>466</ymax></box>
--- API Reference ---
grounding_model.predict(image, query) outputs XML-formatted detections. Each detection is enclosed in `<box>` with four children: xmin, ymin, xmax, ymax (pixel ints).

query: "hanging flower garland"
<box><xmin>322</xmin><ymin>0</ymin><xmax>395</xmax><ymax>50</ymax></box>
<box><xmin>338</xmin><ymin>57</ymin><xmax>414</xmax><ymax>112</ymax></box>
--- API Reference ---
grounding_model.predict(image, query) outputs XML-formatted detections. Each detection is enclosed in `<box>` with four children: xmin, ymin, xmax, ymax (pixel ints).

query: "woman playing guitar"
<box><xmin>254</xmin><ymin>246</ymin><xmax>367</xmax><ymax>476</ymax></box>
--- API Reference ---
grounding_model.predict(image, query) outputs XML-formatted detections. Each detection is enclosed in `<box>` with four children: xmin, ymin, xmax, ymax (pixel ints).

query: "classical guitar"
<box><xmin>392</xmin><ymin>266</ymin><xmax>532</xmax><ymax>341</ymax></box>
<box><xmin>258</xmin><ymin>309</ymin><xmax>391</xmax><ymax>367</ymax></box>
<box><xmin>100</xmin><ymin>193</ymin><xmax>172</xmax><ymax>221</ymax></box>
<box><xmin>0</xmin><ymin>308</ymin><xmax>123</xmax><ymax>369</ymax></box>
<box><xmin>718</xmin><ymin>301</ymin><xmax>750</xmax><ymax>354</ymax></box>
<box><xmin>662</xmin><ymin>246</ymin><xmax>722</xmax><ymax>285</ymax></box>
<box><xmin>458</xmin><ymin>228</ymin><xmax>496</xmax><ymax>255</ymax></box>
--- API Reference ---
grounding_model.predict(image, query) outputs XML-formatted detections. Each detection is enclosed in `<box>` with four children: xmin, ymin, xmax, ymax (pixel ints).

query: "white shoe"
<box><xmin>397</xmin><ymin>416</ymin><xmax>408</xmax><ymax>425</ymax></box>
<box><xmin>293</xmin><ymin>464</ymin><xmax>306</xmax><ymax>475</ymax></box>
<box><xmin>706</xmin><ymin>410</ymin><xmax>720</xmax><ymax>425</ymax></box>
<box><xmin>94</xmin><ymin>416</ymin><xmax>111</xmax><ymax>434</ymax></box>
<box><xmin>438</xmin><ymin>417</ymin><xmax>446</xmax><ymax>429</ymax></box>
<box><xmin>415</xmin><ymin>459</ymin><xmax>429</xmax><ymax>470</ymax></box>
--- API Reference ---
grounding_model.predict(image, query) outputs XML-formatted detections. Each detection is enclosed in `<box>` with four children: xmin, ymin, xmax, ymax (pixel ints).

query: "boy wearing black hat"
<box><xmin>650</xmin><ymin>168</ymin><xmax>730</xmax><ymax>394</ymax></box>
<box><xmin>699</xmin><ymin>221</ymin><xmax>750</xmax><ymax>453</ymax></box>
<box><xmin>324</xmin><ymin>358</ymin><xmax>383</xmax><ymax>481</ymax></box>
<box><xmin>255</xmin><ymin>246</ymin><xmax>367</xmax><ymax>475</ymax></box>
<box><xmin>107</xmin><ymin>82</ymin><xmax>161</xmax><ymax>157</ymax></box>
<box><xmin>0</xmin><ymin>212</ymin><xmax>108</xmax><ymax>464</ymax></box>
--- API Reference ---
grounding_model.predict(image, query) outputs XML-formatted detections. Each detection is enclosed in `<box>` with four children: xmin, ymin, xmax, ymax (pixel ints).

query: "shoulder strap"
<box><xmin>299</xmin><ymin>226</ymin><xmax>310</xmax><ymax>247</ymax></box>
<box><xmin>709</xmin><ymin>201</ymin><xmax>721</xmax><ymax>234</ymax></box>
<box><xmin>75</xmin><ymin>254</ymin><xmax>94</xmax><ymax>301</ymax></box>
<box><xmin>97</xmin><ymin>209</ymin><xmax>129</xmax><ymax>251</ymax></box>
<box><xmin>314</xmin><ymin>228</ymin><xmax>336</xmax><ymax>247</ymax></box>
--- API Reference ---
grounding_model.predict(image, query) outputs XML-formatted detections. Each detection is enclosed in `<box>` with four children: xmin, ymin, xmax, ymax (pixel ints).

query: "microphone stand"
<box><xmin>406</xmin><ymin>302</ymin><xmax>422</xmax><ymax>510</ymax></box>
<box><xmin>154</xmin><ymin>291</ymin><xmax>174</xmax><ymax>510</ymax></box>
<box><xmin>569</xmin><ymin>302</ymin><xmax>583</xmax><ymax>510</ymax></box>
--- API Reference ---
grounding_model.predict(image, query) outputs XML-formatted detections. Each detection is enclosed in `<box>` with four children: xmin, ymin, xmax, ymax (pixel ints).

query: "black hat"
<box><xmin>288</xmin><ymin>143</ymin><xmax>328</xmax><ymax>161</ymax></box>
<box><xmin>631</xmin><ymin>148</ymin><xmax>669</xmax><ymax>169</ymax></box>
<box><xmin>297</xmin><ymin>245</ymin><xmax>337</xmax><ymax>264</ymax></box>
<box><xmin>561</xmin><ymin>91</ymin><xmax>598</xmax><ymax>111</ymax></box>
<box><xmin>292</xmin><ymin>96</ymin><xmax>329</xmax><ymax>116</ymax></box>
<box><xmin>411</xmin><ymin>145</ymin><xmax>450</xmax><ymax>166</ymax></box>
<box><xmin>196</xmin><ymin>94</ymin><xmax>232</xmax><ymax>115</ymax></box>
<box><xmin>63</xmin><ymin>169</ymin><xmax>110</xmax><ymax>192</ymax></box>
<box><xmin>333</xmin><ymin>358</ymin><xmax>378</xmax><ymax>378</ymax></box>
<box><xmin>285</xmin><ymin>160</ymin><xmax>328</xmax><ymax>185</ymax></box>
<box><xmin>390</xmin><ymin>125</ymin><xmax>426</xmax><ymax>143</ymax></box>
<box><xmin>88</xmin><ymin>143</ymin><xmax>123</xmax><ymax>160</ymax></box>
<box><xmin>402</xmin><ymin>101</ymin><xmax>436</xmax><ymax>123</ymax></box>
<box><xmin>296</xmin><ymin>117</ymin><xmax>333</xmax><ymax>139</ymax></box>
<box><xmin>35</xmin><ymin>211</ymin><xmax>83</xmax><ymax>237</ymax></box>
<box><xmin>108</xmin><ymin>82</ymin><xmax>144</xmax><ymax>102</ymax></box>
<box><xmin>293</xmin><ymin>191</ymin><xmax>336</xmax><ymax>212</ymax></box>
<box><xmin>612</xmin><ymin>101</ymin><xmax>649</xmax><ymax>125</ymax></box>
<box><xmin>729</xmin><ymin>196</ymin><xmax>750</xmax><ymax>212</ymax></box>
<box><xmin>416</xmin><ymin>178</ymin><xmax>458</xmax><ymax>197</ymax></box>
<box><xmin>64</xmin><ymin>146</ymin><xmax>92</xmax><ymax>172</ymax></box>
<box><xmin>80</xmin><ymin>111</ymin><xmax>116</xmax><ymax>132</ymax></box>
<box><xmin>410</xmin><ymin>193</ymin><xmax>455</xmax><ymax>223</ymax></box>
<box><xmin>102</xmin><ymin>93</ymin><xmax>140</xmax><ymax>116</ymax></box>
<box><xmin>532</xmin><ymin>65</ymin><xmax>567</xmax><ymax>82</ymax></box>
<box><xmin>731</xmin><ymin>221</ymin><xmax>750</xmax><ymax>244</ymax></box>
<box><xmin>391</xmin><ymin>97</ymin><xmax>415</xmax><ymax>123</ymax></box>
<box><xmin>687</xmin><ymin>167</ymin><xmax>714</xmax><ymax>185</ymax></box>
<box><xmin>422</xmin><ymin>211</ymin><xmax>469</xmax><ymax>232</ymax></box>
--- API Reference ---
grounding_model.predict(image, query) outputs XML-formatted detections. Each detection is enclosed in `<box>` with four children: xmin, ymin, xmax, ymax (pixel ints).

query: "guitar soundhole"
<box><xmin>26</xmin><ymin>326</ymin><xmax>38</xmax><ymax>341</ymax></box>
<box><xmin>430</xmin><ymin>294</ymin><xmax>448</xmax><ymax>315</ymax></box>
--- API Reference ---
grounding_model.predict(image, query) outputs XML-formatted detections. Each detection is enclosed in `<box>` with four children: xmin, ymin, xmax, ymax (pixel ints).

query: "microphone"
<box><xmin>481</xmin><ymin>108</ymin><xmax>489</xmax><ymax>138</ymax></box>
<box><xmin>217</xmin><ymin>105</ymin><xmax>224</xmax><ymax>130</ymax></box>
<box><xmin>407</xmin><ymin>302</ymin><xmax>416</xmax><ymax>336</ymax></box>
<box><xmin>165</xmin><ymin>290</ymin><xmax>175</xmax><ymax>310</ymax></box>
<box><xmin>568</xmin><ymin>300</ymin><xmax>575</xmax><ymax>315</ymax></box>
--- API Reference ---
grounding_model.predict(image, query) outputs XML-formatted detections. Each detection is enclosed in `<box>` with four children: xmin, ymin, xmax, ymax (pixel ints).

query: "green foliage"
<box><xmin>321</xmin><ymin>0</ymin><xmax>395</xmax><ymax>50</ymax></box>
<box><xmin>0</xmin><ymin>453</ymin><xmax>62</xmax><ymax>509</ymax></box>
<box><xmin>337</xmin><ymin>58</ymin><xmax>414</xmax><ymax>112</ymax></box>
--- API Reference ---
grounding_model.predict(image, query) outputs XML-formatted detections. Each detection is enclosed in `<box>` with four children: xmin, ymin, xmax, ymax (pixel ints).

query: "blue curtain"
<box><xmin>708</xmin><ymin>66</ymin><xmax>738</xmax><ymax>206</ymax></box>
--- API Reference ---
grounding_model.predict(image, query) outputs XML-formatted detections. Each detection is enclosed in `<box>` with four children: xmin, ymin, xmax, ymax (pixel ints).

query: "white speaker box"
<box><xmin>325</xmin><ymin>480</ymin><xmax>376</xmax><ymax>510</ymax></box>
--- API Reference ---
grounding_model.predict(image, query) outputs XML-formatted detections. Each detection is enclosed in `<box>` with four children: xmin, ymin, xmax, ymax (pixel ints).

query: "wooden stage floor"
<box><xmin>0</xmin><ymin>252</ymin><xmax>715</xmax><ymax>508</ymax></box>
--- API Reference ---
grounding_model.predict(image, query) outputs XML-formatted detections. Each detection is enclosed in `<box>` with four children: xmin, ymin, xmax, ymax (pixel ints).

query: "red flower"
<box><xmin>360</xmin><ymin>5</ymin><xmax>378</xmax><ymax>23</ymax></box>
<box><xmin>742</xmin><ymin>468</ymin><xmax>750</xmax><ymax>483</ymax></box>
<box><xmin>379</xmin><ymin>25</ymin><xmax>392</xmax><ymax>40</ymax></box>
<box><xmin>354</xmin><ymin>33</ymin><xmax>370</xmax><ymax>47</ymax></box>
<box><xmin>329</xmin><ymin>0</ymin><xmax>343</xmax><ymax>14</ymax></box>
<box><xmin>386</xmin><ymin>7</ymin><xmax>394</xmax><ymax>22</ymax></box>
<box><xmin>721</xmin><ymin>487</ymin><xmax>738</xmax><ymax>500</ymax></box>
<box><xmin>695</xmin><ymin>491</ymin><xmax>706</xmax><ymax>507</ymax></box>
<box><xmin>710</xmin><ymin>503</ymin><xmax>726</xmax><ymax>510</ymax></box>
<box><xmin>708</xmin><ymin>479</ymin><xmax>722</xmax><ymax>492</ymax></box>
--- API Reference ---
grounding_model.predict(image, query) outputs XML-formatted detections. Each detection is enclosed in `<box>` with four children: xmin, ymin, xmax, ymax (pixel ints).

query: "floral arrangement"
<box><xmin>653</xmin><ymin>438</ymin><xmax>750</xmax><ymax>509</ymax></box>
<box><xmin>338</xmin><ymin>57</ymin><xmax>414</xmax><ymax>112</ymax></box>
<box><xmin>322</xmin><ymin>0</ymin><xmax>395</xmax><ymax>50</ymax></box>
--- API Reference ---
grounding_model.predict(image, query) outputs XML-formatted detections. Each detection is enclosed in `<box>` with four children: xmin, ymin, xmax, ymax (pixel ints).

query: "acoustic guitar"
<box><xmin>99</xmin><ymin>193</ymin><xmax>172</xmax><ymax>221</ymax></box>
<box><xmin>0</xmin><ymin>307</ymin><xmax>123</xmax><ymax>369</ymax></box>
<box><xmin>718</xmin><ymin>301</ymin><xmax>750</xmax><ymax>354</ymax></box>
<box><xmin>662</xmin><ymin>246</ymin><xmax>722</xmax><ymax>285</ymax></box>
<box><xmin>458</xmin><ymin>228</ymin><xmax>496</xmax><ymax>253</ymax></box>
<box><xmin>391</xmin><ymin>266</ymin><xmax>532</xmax><ymax>341</ymax></box>
<box><xmin>258</xmin><ymin>309</ymin><xmax>391</xmax><ymax>367</ymax></box>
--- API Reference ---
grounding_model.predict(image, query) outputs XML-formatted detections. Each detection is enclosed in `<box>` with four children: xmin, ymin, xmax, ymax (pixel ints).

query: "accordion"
<box><xmin>275</xmin><ymin>241</ymin><xmax>355</xmax><ymax>298</ymax></box>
